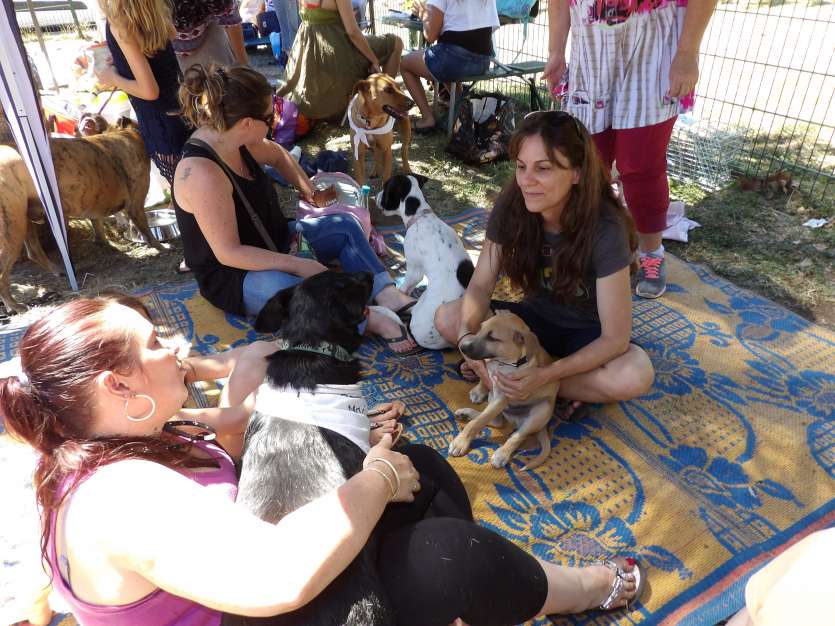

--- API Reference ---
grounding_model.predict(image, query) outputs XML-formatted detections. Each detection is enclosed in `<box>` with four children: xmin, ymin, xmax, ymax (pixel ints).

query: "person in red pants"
<box><xmin>544</xmin><ymin>0</ymin><xmax>717</xmax><ymax>298</ymax></box>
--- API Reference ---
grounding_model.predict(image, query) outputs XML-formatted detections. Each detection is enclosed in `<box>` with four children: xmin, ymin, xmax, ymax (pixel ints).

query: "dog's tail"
<box><xmin>456</xmin><ymin>258</ymin><xmax>475</xmax><ymax>289</ymax></box>
<box><xmin>522</xmin><ymin>428</ymin><xmax>552</xmax><ymax>471</ymax></box>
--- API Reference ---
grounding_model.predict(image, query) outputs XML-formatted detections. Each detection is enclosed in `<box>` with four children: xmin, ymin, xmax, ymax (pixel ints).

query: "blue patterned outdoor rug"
<box><xmin>1</xmin><ymin>207</ymin><xmax>833</xmax><ymax>626</ymax></box>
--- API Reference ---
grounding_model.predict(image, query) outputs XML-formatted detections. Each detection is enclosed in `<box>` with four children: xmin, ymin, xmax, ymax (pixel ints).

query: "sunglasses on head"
<box><xmin>523</xmin><ymin>109</ymin><xmax>584</xmax><ymax>139</ymax></box>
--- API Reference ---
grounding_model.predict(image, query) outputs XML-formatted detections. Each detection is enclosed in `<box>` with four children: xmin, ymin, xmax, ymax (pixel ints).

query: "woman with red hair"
<box><xmin>1</xmin><ymin>296</ymin><xmax>644</xmax><ymax>626</ymax></box>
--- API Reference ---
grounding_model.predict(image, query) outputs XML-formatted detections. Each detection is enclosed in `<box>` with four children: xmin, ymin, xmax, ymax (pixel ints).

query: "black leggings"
<box><xmin>378</xmin><ymin>444</ymin><xmax>548</xmax><ymax>626</ymax></box>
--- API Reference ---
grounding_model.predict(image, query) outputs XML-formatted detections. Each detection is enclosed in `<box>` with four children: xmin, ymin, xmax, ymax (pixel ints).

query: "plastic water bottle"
<box><xmin>360</xmin><ymin>185</ymin><xmax>371</xmax><ymax>210</ymax></box>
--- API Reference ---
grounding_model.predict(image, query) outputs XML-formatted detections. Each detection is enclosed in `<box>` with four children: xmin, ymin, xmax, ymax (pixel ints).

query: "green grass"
<box><xmin>667</xmin><ymin>180</ymin><xmax>835</xmax><ymax>324</ymax></box>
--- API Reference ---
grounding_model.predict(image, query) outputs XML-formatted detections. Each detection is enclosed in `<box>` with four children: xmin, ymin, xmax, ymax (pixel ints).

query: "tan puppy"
<box><xmin>449</xmin><ymin>310</ymin><xmax>559</xmax><ymax>470</ymax></box>
<box><xmin>0</xmin><ymin>118</ymin><xmax>160</xmax><ymax>312</ymax></box>
<box><xmin>347</xmin><ymin>73</ymin><xmax>413</xmax><ymax>185</ymax></box>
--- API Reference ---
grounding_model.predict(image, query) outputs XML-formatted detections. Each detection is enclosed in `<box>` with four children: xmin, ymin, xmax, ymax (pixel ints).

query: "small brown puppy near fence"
<box><xmin>449</xmin><ymin>310</ymin><xmax>559</xmax><ymax>470</ymax></box>
<box><xmin>0</xmin><ymin>118</ymin><xmax>161</xmax><ymax>313</ymax></box>
<box><xmin>347</xmin><ymin>73</ymin><xmax>413</xmax><ymax>185</ymax></box>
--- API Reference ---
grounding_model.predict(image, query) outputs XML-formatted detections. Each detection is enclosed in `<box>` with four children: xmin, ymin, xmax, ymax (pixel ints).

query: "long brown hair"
<box><xmin>99</xmin><ymin>0</ymin><xmax>172</xmax><ymax>57</ymax></box>
<box><xmin>179</xmin><ymin>64</ymin><xmax>273</xmax><ymax>132</ymax></box>
<box><xmin>490</xmin><ymin>112</ymin><xmax>637</xmax><ymax>300</ymax></box>
<box><xmin>0</xmin><ymin>298</ymin><xmax>206</xmax><ymax>571</ymax></box>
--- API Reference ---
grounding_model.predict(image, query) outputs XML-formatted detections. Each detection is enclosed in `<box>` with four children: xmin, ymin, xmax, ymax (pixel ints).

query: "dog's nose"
<box><xmin>458</xmin><ymin>335</ymin><xmax>481</xmax><ymax>359</ymax></box>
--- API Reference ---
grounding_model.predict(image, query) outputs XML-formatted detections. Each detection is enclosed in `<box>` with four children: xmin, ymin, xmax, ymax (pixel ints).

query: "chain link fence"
<box><xmin>374</xmin><ymin>0</ymin><xmax>834</xmax><ymax>204</ymax></box>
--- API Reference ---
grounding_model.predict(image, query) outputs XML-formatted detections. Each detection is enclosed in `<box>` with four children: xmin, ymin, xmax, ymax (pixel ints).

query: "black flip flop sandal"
<box><xmin>384</xmin><ymin>322</ymin><xmax>424</xmax><ymax>357</ymax></box>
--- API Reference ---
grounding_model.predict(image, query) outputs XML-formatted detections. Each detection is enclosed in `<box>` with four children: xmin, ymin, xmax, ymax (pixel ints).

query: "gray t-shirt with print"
<box><xmin>486</xmin><ymin>211</ymin><xmax>632</xmax><ymax>329</ymax></box>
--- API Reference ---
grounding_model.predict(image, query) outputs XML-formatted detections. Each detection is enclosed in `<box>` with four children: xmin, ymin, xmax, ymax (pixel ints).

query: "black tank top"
<box><xmin>172</xmin><ymin>141</ymin><xmax>291</xmax><ymax>315</ymax></box>
<box><xmin>105</xmin><ymin>22</ymin><xmax>181</xmax><ymax>112</ymax></box>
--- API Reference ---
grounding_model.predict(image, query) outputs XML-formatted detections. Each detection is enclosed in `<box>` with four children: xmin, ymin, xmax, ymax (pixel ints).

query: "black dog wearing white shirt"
<box><xmin>228</xmin><ymin>271</ymin><xmax>394</xmax><ymax>626</ymax></box>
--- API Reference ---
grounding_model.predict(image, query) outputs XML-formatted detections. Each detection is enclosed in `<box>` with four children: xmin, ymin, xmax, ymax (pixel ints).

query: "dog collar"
<box><xmin>347</xmin><ymin>94</ymin><xmax>395</xmax><ymax>160</ymax></box>
<box><xmin>493</xmin><ymin>355</ymin><xmax>528</xmax><ymax>368</ymax></box>
<box><xmin>276</xmin><ymin>339</ymin><xmax>354</xmax><ymax>362</ymax></box>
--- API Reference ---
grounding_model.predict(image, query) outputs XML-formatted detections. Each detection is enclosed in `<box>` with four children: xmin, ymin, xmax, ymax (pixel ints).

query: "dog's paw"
<box><xmin>469</xmin><ymin>386</ymin><xmax>488</xmax><ymax>404</ymax></box>
<box><xmin>448</xmin><ymin>434</ymin><xmax>472</xmax><ymax>457</ymax></box>
<box><xmin>491</xmin><ymin>448</ymin><xmax>512</xmax><ymax>468</ymax></box>
<box><xmin>454</xmin><ymin>407</ymin><xmax>480</xmax><ymax>421</ymax></box>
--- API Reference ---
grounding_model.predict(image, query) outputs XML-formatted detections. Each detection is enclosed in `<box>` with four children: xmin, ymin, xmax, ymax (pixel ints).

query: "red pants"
<box><xmin>592</xmin><ymin>116</ymin><xmax>677</xmax><ymax>235</ymax></box>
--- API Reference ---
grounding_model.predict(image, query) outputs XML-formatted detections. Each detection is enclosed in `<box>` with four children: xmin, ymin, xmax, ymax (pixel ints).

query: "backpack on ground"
<box><xmin>445</xmin><ymin>92</ymin><xmax>518</xmax><ymax>165</ymax></box>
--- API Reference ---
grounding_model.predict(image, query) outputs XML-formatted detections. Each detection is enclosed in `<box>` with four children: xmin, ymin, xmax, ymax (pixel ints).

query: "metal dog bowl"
<box><xmin>125</xmin><ymin>208</ymin><xmax>181</xmax><ymax>243</ymax></box>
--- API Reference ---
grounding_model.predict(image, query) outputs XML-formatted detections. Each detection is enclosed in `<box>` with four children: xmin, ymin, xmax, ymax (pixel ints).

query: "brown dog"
<box><xmin>449</xmin><ymin>310</ymin><xmax>559</xmax><ymax>470</ymax></box>
<box><xmin>75</xmin><ymin>112</ymin><xmax>111</xmax><ymax>137</ymax></box>
<box><xmin>347</xmin><ymin>73</ymin><xmax>413</xmax><ymax>186</ymax></box>
<box><xmin>0</xmin><ymin>146</ymin><xmax>61</xmax><ymax>312</ymax></box>
<box><xmin>0</xmin><ymin>118</ymin><xmax>161</xmax><ymax>312</ymax></box>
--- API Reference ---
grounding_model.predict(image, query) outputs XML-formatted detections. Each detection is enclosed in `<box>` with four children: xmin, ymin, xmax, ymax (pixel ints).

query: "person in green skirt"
<box><xmin>278</xmin><ymin>0</ymin><xmax>403</xmax><ymax>121</ymax></box>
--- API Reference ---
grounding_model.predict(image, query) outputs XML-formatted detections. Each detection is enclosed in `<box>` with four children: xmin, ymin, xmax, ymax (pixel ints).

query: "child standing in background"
<box><xmin>95</xmin><ymin>0</ymin><xmax>191</xmax><ymax>185</ymax></box>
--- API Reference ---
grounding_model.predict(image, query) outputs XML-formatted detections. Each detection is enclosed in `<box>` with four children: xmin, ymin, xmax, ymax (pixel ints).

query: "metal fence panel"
<box><xmin>374</xmin><ymin>0</ymin><xmax>834</xmax><ymax>202</ymax></box>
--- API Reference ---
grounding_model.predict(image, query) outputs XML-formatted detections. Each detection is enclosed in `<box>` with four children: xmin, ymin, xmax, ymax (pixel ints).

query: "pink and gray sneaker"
<box><xmin>635</xmin><ymin>253</ymin><xmax>666</xmax><ymax>299</ymax></box>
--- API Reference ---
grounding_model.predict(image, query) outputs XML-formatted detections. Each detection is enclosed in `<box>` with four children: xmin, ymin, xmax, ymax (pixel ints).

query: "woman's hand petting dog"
<box><xmin>363</xmin><ymin>433</ymin><xmax>421</xmax><ymax>503</ymax></box>
<box><xmin>496</xmin><ymin>366</ymin><xmax>552</xmax><ymax>402</ymax></box>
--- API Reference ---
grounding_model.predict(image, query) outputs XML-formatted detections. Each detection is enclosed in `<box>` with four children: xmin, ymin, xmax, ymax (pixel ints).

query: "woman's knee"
<box><xmin>434</xmin><ymin>300</ymin><xmax>461</xmax><ymax>342</ymax></box>
<box><xmin>609</xmin><ymin>346</ymin><xmax>654</xmax><ymax>400</ymax></box>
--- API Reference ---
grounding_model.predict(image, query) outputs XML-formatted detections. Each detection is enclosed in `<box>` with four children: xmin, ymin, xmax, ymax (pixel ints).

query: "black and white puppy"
<box><xmin>229</xmin><ymin>271</ymin><xmax>395</xmax><ymax>626</ymax></box>
<box><xmin>376</xmin><ymin>174</ymin><xmax>474</xmax><ymax>349</ymax></box>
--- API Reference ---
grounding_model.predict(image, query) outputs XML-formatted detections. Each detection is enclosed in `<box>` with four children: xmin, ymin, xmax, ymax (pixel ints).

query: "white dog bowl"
<box><xmin>125</xmin><ymin>208</ymin><xmax>180</xmax><ymax>243</ymax></box>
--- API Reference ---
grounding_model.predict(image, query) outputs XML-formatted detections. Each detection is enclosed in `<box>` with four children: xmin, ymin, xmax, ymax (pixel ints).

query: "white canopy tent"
<box><xmin>0</xmin><ymin>0</ymin><xmax>78</xmax><ymax>292</ymax></box>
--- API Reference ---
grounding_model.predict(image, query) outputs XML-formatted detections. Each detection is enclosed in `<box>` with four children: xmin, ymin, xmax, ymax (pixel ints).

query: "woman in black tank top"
<box><xmin>172</xmin><ymin>65</ymin><xmax>421</xmax><ymax>354</ymax></box>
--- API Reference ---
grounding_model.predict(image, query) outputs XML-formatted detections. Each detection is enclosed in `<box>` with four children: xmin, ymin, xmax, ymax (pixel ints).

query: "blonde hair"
<box><xmin>99</xmin><ymin>0</ymin><xmax>172</xmax><ymax>57</ymax></box>
<box><xmin>179</xmin><ymin>64</ymin><xmax>273</xmax><ymax>132</ymax></box>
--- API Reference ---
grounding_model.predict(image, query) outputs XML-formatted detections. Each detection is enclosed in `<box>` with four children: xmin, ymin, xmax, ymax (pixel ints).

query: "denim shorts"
<box><xmin>424</xmin><ymin>43</ymin><xmax>491</xmax><ymax>83</ymax></box>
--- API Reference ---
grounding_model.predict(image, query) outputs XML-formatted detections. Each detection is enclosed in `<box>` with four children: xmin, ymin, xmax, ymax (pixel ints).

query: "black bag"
<box><xmin>445</xmin><ymin>92</ymin><xmax>517</xmax><ymax>165</ymax></box>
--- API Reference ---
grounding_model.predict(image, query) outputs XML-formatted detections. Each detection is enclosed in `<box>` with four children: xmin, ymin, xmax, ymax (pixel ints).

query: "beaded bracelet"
<box><xmin>367</xmin><ymin>457</ymin><xmax>401</xmax><ymax>498</ymax></box>
<box><xmin>364</xmin><ymin>467</ymin><xmax>396</xmax><ymax>500</ymax></box>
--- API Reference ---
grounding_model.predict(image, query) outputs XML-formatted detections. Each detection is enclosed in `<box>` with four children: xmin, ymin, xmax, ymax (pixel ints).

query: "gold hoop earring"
<box><xmin>124</xmin><ymin>393</ymin><xmax>156</xmax><ymax>422</ymax></box>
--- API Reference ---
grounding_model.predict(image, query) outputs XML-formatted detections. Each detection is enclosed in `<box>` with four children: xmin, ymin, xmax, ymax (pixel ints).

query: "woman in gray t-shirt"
<box><xmin>436</xmin><ymin>111</ymin><xmax>655</xmax><ymax>412</ymax></box>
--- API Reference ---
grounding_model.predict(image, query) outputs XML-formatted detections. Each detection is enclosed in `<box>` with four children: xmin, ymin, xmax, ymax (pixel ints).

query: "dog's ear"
<box><xmin>352</xmin><ymin>79</ymin><xmax>371</xmax><ymax>97</ymax></box>
<box><xmin>253</xmin><ymin>286</ymin><xmax>296</xmax><ymax>333</ymax></box>
<box><xmin>115</xmin><ymin>116</ymin><xmax>133</xmax><ymax>130</ymax></box>
<box><xmin>513</xmin><ymin>330</ymin><xmax>539</xmax><ymax>361</ymax></box>
<box><xmin>411</xmin><ymin>174</ymin><xmax>430</xmax><ymax>188</ymax></box>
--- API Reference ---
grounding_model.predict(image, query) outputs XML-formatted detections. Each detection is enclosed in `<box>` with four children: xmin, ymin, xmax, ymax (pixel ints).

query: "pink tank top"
<box><xmin>46</xmin><ymin>438</ymin><xmax>238</xmax><ymax>626</ymax></box>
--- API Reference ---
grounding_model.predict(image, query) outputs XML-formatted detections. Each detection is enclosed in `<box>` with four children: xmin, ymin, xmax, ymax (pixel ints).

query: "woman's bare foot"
<box><xmin>414</xmin><ymin>115</ymin><xmax>436</xmax><ymax>130</ymax></box>
<box><xmin>367</xmin><ymin>308</ymin><xmax>418</xmax><ymax>354</ymax></box>
<box><xmin>556</xmin><ymin>399</ymin><xmax>587</xmax><ymax>421</ymax></box>
<box><xmin>587</xmin><ymin>558</ymin><xmax>641</xmax><ymax>611</ymax></box>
